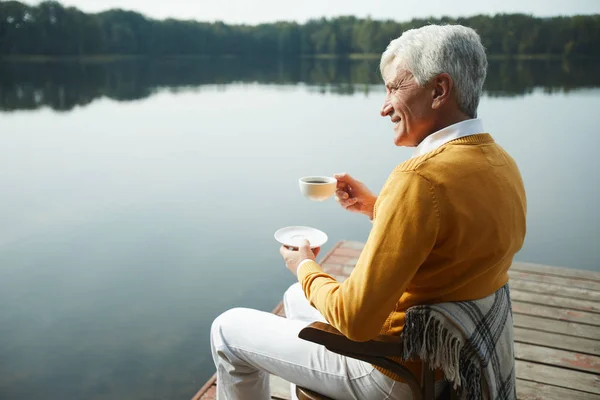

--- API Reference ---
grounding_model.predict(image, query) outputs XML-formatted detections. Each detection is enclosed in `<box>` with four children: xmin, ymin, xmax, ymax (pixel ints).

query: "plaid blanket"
<box><xmin>401</xmin><ymin>284</ymin><xmax>516</xmax><ymax>400</ymax></box>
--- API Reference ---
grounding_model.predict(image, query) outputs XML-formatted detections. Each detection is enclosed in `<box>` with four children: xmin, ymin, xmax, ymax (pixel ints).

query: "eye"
<box><xmin>387</xmin><ymin>83</ymin><xmax>400</xmax><ymax>94</ymax></box>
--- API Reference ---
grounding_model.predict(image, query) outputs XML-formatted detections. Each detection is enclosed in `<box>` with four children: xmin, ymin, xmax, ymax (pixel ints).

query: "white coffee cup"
<box><xmin>299</xmin><ymin>176</ymin><xmax>337</xmax><ymax>201</ymax></box>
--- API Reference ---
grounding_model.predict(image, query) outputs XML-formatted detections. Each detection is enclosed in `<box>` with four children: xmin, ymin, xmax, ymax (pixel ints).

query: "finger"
<box><xmin>336</xmin><ymin>190</ymin><xmax>349</xmax><ymax>200</ymax></box>
<box><xmin>335</xmin><ymin>180</ymin><xmax>349</xmax><ymax>190</ymax></box>
<box><xmin>333</xmin><ymin>172</ymin><xmax>348</xmax><ymax>182</ymax></box>
<box><xmin>334</xmin><ymin>172</ymin><xmax>359</xmax><ymax>187</ymax></box>
<box><xmin>339</xmin><ymin>197</ymin><xmax>358</xmax><ymax>208</ymax></box>
<box><xmin>312</xmin><ymin>247</ymin><xmax>321</xmax><ymax>257</ymax></box>
<box><xmin>299</xmin><ymin>239</ymin><xmax>311</xmax><ymax>253</ymax></box>
<box><xmin>280</xmin><ymin>244</ymin><xmax>297</xmax><ymax>255</ymax></box>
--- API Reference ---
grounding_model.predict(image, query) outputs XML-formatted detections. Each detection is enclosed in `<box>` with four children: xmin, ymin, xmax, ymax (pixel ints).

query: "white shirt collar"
<box><xmin>412</xmin><ymin>118</ymin><xmax>484</xmax><ymax>158</ymax></box>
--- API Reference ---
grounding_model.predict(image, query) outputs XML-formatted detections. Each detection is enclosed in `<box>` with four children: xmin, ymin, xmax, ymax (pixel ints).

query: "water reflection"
<box><xmin>1</xmin><ymin>57</ymin><xmax>599</xmax><ymax>112</ymax></box>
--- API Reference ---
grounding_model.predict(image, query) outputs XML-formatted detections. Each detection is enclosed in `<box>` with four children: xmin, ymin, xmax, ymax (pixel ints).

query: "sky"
<box><xmin>20</xmin><ymin>0</ymin><xmax>600</xmax><ymax>24</ymax></box>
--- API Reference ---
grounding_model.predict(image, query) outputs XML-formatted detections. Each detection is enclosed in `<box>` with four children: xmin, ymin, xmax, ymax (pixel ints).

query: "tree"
<box><xmin>0</xmin><ymin>1</ymin><xmax>598</xmax><ymax>58</ymax></box>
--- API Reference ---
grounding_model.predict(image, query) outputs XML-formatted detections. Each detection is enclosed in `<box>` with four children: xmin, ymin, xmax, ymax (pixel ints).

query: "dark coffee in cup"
<box><xmin>305</xmin><ymin>179</ymin><xmax>328</xmax><ymax>184</ymax></box>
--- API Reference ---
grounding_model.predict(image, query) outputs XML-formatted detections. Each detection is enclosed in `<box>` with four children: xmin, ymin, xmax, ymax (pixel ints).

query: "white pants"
<box><xmin>210</xmin><ymin>283</ymin><xmax>446</xmax><ymax>400</ymax></box>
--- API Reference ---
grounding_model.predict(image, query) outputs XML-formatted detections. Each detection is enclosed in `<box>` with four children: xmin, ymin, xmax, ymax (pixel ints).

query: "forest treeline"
<box><xmin>1</xmin><ymin>1</ymin><xmax>599</xmax><ymax>57</ymax></box>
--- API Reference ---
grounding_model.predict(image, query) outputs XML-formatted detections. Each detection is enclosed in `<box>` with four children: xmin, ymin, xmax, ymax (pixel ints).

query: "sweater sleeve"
<box><xmin>297</xmin><ymin>171</ymin><xmax>440</xmax><ymax>341</ymax></box>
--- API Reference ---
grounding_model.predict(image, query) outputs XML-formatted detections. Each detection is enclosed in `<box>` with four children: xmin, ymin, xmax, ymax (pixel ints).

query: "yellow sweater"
<box><xmin>298</xmin><ymin>133</ymin><xmax>527</xmax><ymax>381</ymax></box>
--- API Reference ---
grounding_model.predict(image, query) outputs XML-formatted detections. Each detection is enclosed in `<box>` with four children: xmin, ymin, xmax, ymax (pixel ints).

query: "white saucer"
<box><xmin>274</xmin><ymin>226</ymin><xmax>328</xmax><ymax>249</ymax></box>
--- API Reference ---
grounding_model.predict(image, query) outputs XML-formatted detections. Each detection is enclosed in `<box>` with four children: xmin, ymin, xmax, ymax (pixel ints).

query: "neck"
<box><xmin>429</xmin><ymin>109</ymin><xmax>471</xmax><ymax>135</ymax></box>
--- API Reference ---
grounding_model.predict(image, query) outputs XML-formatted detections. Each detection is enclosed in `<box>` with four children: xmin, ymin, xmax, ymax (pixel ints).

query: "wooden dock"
<box><xmin>193</xmin><ymin>241</ymin><xmax>600</xmax><ymax>400</ymax></box>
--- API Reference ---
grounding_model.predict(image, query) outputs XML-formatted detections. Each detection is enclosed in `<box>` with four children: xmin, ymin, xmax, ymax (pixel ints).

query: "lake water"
<box><xmin>0</xmin><ymin>57</ymin><xmax>599</xmax><ymax>399</ymax></box>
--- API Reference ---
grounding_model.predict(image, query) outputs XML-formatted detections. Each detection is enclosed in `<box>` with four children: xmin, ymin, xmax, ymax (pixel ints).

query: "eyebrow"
<box><xmin>386</xmin><ymin>80</ymin><xmax>400</xmax><ymax>90</ymax></box>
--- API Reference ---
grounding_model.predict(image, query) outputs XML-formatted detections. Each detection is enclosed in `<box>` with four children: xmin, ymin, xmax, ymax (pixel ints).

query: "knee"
<box><xmin>283</xmin><ymin>282</ymin><xmax>303</xmax><ymax>306</ymax></box>
<box><xmin>210</xmin><ymin>308</ymin><xmax>260</xmax><ymax>367</ymax></box>
<box><xmin>211</xmin><ymin>307</ymin><xmax>252</xmax><ymax>341</ymax></box>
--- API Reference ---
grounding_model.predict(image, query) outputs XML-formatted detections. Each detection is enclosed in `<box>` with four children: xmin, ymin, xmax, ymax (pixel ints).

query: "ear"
<box><xmin>431</xmin><ymin>73</ymin><xmax>453</xmax><ymax>110</ymax></box>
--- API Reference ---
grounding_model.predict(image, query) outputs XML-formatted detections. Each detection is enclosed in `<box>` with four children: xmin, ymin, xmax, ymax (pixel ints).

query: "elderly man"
<box><xmin>211</xmin><ymin>24</ymin><xmax>526</xmax><ymax>400</ymax></box>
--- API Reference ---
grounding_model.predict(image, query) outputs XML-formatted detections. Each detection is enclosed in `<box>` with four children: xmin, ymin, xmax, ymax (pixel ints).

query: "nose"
<box><xmin>380</xmin><ymin>100</ymin><xmax>393</xmax><ymax>117</ymax></box>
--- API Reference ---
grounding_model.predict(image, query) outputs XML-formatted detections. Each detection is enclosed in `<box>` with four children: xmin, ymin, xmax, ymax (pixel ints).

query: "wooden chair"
<box><xmin>295</xmin><ymin>321</ymin><xmax>459</xmax><ymax>400</ymax></box>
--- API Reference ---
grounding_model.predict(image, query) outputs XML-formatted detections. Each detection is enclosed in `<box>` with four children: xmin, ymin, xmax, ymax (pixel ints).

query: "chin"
<box><xmin>393</xmin><ymin>124</ymin><xmax>410</xmax><ymax>146</ymax></box>
<box><xmin>394</xmin><ymin>132</ymin><xmax>410</xmax><ymax>147</ymax></box>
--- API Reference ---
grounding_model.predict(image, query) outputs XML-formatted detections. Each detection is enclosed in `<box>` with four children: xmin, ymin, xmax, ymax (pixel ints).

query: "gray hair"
<box><xmin>380</xmin><ymin>24</ymin><xmax>488</xmax><ymax>118</ymax></box>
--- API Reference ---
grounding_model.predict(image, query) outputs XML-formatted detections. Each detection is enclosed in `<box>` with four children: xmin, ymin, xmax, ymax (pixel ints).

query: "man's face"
<box><xmin>381</xmin><ymin>65</ymin><xmax>436</xmax><ymax>147</ymax></box>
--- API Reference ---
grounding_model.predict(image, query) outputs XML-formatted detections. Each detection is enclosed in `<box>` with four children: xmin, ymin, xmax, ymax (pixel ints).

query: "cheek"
<box><xmin>390</xmin><ymin>98</ymin><xmax>406</xmax><ymax>115</ymax></box>
<box><xmin>404</xmin><ymin>97</ymin><xmax>430</xmax><ymax>120</ymax></box>
<box><xmin>392</xmin><ymin>93</ymin><xmax>418</xmax><ymax>115</ymax></box>
<box><xmin>414</xmin><ymin>91</ymin><xmax>434</xmax><ymax>114</ymax></box>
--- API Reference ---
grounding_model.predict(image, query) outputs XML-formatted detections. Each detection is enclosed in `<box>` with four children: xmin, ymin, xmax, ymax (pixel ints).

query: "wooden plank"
<box><xmin>515</xmin><ymin>342</ymin><xmax>600</xmax><ymax>374</ymax></box>
<box><xmin>338</xmin><ymin>240</ymin><xmax>365</xmax><ymax>250</ymax></box>
<box><xmin>511</xmin><ymin>290</ymin><xmax>600</xmax><ymax>313</ymax></box>
<box><xmin>515</xmin><ymin>327</ymin><xmax>600</xmax><ymax>356</ymax></box>
<box><xmin>196</xmin><ymin>385</ymin><xmax>216</xmax><ymax>400</ymax></box>
<box><xmin>191</xmin><ymin>374</ymin><xmax>216</xmax><ymax>400</ymax></box>
<box><xmin>319</xmin><ymin>241</ymin><xmax>345</xmax><ymax>264</ymax></box>
<box><xmin>516</xmin><ymin>360</ymin><xmax>600</xmax><ymax>394</ymax></box>
<box><xmin>512</xmin><ymin>262</ymin><xmax>600</xmax><ymax>282</ymax></box>
<box><xmin>513</xmin><ymin>301</ymin><xmax>600</xmax><ymax>326</ymax></box>
<box><xmin>510</xmin><ymin>270</ymin><xmax>600</xmax><ymax>292</ymax></box>
<box><xmin>509</xmin><ymin>278</ymin><xmax>600</xmax><ymax>301</ymax></box>
<box><xmin>516</xmin><ymin>379</ymin><xmax>600</xmax><ymax>400</ymax></box>
<box><xmin>513</xmin><ymin>314</ymin><xmax>600</xmax><ymax>341</ymax></box>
